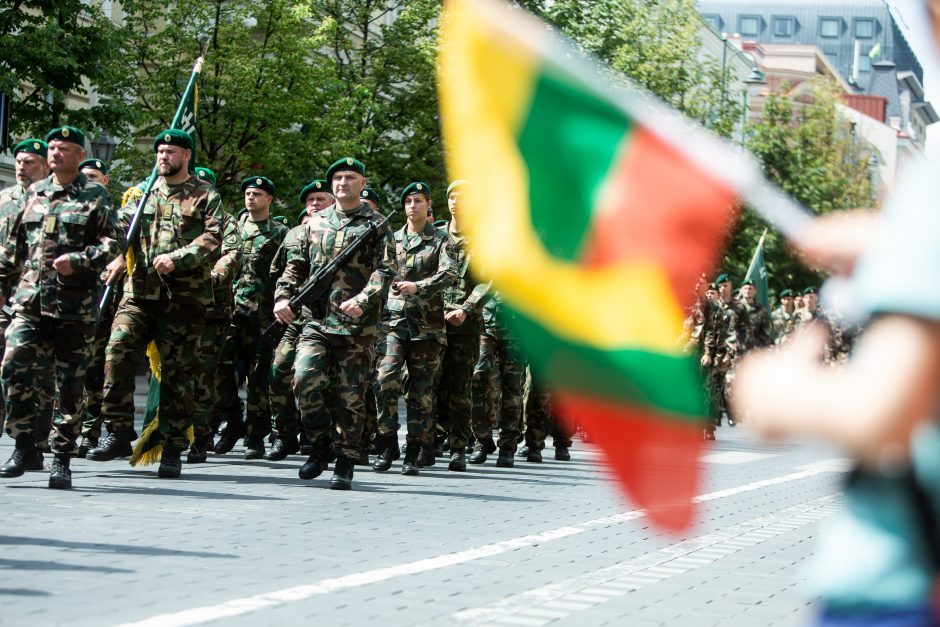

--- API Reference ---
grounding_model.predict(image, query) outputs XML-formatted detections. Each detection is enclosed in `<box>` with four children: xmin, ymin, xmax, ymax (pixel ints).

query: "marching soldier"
<box><xmin>738</xmin><ymin>278</ymin><xmax>773</xmax><ymax>351</ymax></box>
<box><xmin>273</xmin><ymin>157</ymin><xmax>395</xmax><ymax>490</ymax></box>
<box><xmin>711</xmin><ymin>273</ymin><xmax>744</xmax><ymax>426</ymax></box>
<box><xmin>215</xmin><ymin>176</ymin><xmax>287</xmax><ymax>458</ymax></box>
<box><xmin>0</xmin><ymin>126</ymin><xmax>119</xmax><ymax>488</ymax></box>
<box><xmin>771</xmin><ymin>288</ymin><xmax>797</xmax><ymax>343</ymax></box>
<box><xmin>88</xmin><ymin>129</ymin><xmax>223</xmax><ymax>479</ymax></box>
<box><xmin>372</xmin><ymin>182</ymin><xmax>455</xmax><ymax>476</ymax></box>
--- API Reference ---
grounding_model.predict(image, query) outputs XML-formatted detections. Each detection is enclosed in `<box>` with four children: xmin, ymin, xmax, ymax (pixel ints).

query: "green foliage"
<box><xmin>0</xmin><ymin>0</ymin><xmax>137</xmax><ymax>140</ymax></box>
<box><xmin>721</xmin><ymin>78</ymin><xmax>875</xmax><ymax>293</ymax></box>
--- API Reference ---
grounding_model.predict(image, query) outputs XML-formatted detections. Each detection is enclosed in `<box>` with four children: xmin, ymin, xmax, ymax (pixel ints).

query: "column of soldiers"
<box><xmin>0</xmin><ymin>132</ymin><xmax>575</xmax><ymax>490</ymax></box>
<box><xmin>685</xmin><ymin>272</ymin><xmax>860</xmax><ymax>440</ymax></box>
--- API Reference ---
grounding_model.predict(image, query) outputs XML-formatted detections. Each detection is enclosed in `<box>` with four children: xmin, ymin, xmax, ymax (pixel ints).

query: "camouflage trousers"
<box><xmin>217</xmin><ymin>315</ymin><xmax>274</xmax><ymax>438</ymax></box>
<box><xmin>434</xmin><ymin>333</ymin><xmax>480</xmax><ymax>451</ymax></box>
<box><xmin>361</xmin><ymin>326</ymin><xmax>389</xmax><ymax>449</ymax></box>
<box><xmin>269</xmin><ymin>321</ymin><xmax>302</xmax><ymax>439</ymax></box>
<box><xmin>192</xmin><ymin>318</ymin><xmax>228</xmax><ymax>439</ymax></box>
<box><xmin>470</xmin><ymin>333</ymin><xmax>525</xmax><ymax>451</ymax></box>
<box><xmin>375</xmin><ymin>328</ymin><xmax>445</xmax><ymax>446</ymax></box>
<box><xmin>2</xmin><ymin>314</ymin><xmax>94</xmax><ymax>455</ymax></box>
<box><xmin>294</xmin><ymin>326</ymin><xmax>374</xmax><ymax>459</ymax></box>
<box><xmin>706</xmin><ymin>360</ymin><xmax>733</xmax><ymax>426</ymax></box>
<box><xmin>523</xmin><ymin>375</ymin><xmax>574</xmax><ymax>449</ymax></box>
<box><xmin>80</xmin><ymin>305</ymin><xmax>117</xmax><ymax>442</ymax></box>
<box><xmin>101</xmin><ymin>297</ymin><xmax>204</xmax><ymax>451</ymax></box>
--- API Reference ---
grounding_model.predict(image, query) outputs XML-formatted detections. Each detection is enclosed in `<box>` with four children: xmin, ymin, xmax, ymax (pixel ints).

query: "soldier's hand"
<box><xmin>700</xmin><ymin>354</ymin><xmax>712</xmax><ymax>367</ymax></box>
<box><xmin>105</xmin><ymin>256</ymin><xmax>126</xmax><ymax>285</ymax></box>
<box><xmin>340</xmin><ymin>298</ymin><xmax>363</xmax><ymax>319</ymax></box>
<box><xmin>52</xmin><ymin>254</ymin><xmax>74</xmax><ymax>276</ymax></box>
<box><xmin>274</xmin><ymin>299</ymin><xmax>296</xmax><ymax>324</ymax></box>
<box><xmin>445</xmin><ymin>309</ymin><xmax>467</xmax><ymax>326</ymax></box>
<box><xmin>153</xmin><ymin>254</ymin><xmax>175</xmax><ymax>275</ymax></box>
<box><xmin>394</xmin><ymin>281</ymin><xmax>418</xmax><ymax>296</ymax></box>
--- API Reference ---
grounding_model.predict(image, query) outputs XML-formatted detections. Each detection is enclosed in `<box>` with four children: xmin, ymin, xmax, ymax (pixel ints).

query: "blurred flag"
<box><xmin>744</xmin><ymin>230</ymin><xmax>770</xmax><ymax>311</ymax></box>
<box><xmin>869</xmin><ymin>41</ymin><xmax>883</xmax><ymax>61</ymax></box>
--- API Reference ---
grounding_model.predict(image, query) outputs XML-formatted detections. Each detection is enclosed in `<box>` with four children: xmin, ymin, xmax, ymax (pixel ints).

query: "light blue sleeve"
<box><xmin>853</xmin><ymin>158</ymin><xmax>940</xmax><ymax>321</ymax></box>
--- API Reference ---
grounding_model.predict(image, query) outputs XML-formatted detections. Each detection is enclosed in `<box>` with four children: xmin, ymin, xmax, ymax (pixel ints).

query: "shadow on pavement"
<box><xmin>0</xmin><ymin>535</ymin><xmax>237</xmax><ymax>560</ymax></box>
<box><xmin>9</xmin><ymin>483</ymin><xmax>287</xmax><ymax>502</ymax></box>
<box><xmin>0</xmin><ymin>557</ymin><xmax>133</xmax><ymax>574</ymax></box>
<box><xmin>0</xmin><ymin>588</ymin><xmax>51</xmax><ymax>597</ymax></box>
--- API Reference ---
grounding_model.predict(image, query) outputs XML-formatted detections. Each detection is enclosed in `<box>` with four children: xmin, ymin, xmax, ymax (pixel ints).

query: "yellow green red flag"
<box><xmin>438</xmin><ymin>0</ymin><xmax>753</xmax><ymax>531</ymax></box>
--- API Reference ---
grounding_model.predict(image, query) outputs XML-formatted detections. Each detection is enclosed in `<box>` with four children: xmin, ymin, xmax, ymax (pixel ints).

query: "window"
<box><xmin>773</xmin><ymin>16</ymin><xmax>795</xmax><ymax>37</ymax></box>
<box><xmin>854</xmin><ymin>18</ymin><xmax>875</xmax><ymax>38</ymax></box>
<box><xmin>739</xmin><ymin>16</ymin><xmax>760</xmax><ymax>37</ymax></box>
<box><xmin>820</xmin><ymin>17</ymin><xmax>841</xmax><ymax>38</ymax></box>
<box><xmin>702</xmin><ymin>14</ymin><xmax>721</xmax><ymax>30</ymax></box>
<box><xmin>859</xmin><ymin>54</ymin><xmax>873</xmax><ymax>72</ymax></box>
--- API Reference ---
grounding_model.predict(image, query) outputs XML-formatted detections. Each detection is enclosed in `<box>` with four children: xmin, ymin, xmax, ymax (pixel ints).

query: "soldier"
<box><xmin>265</xmin><ymin>196</ymin><xmax>326</xmax><ymax>461</ymax></box>
<box><xmin>771</xmin><ymin>288</ymin><xmax>797</xmax><ymax>343</ymax></box>
<box><xmin>0</xmin><ymin>139</ymin><xmax>51</xmax><ymax>452</ymax></box>
<box><xmin>79</xmin><ymin>158</ymin><xmax>110</xmax><ymax>187</ymax></box>
<box><xmin>468</xmin><ymin>292</ymin><xmax>526</xmax><ymax>467</ymax></box>
<box><xmin>372</xmin><ymin>182</ymin><xmax>455</xmax><ymax>476</ymax></box>
<box><xmin>273</xmin><ymin>157</ymin><xmax>395</xmax><ymax>489</ymax></box>
<box><xmin>189</xmin><ymin>167</ymin><xmax>242</xmax><ymax>463</ymax></box>
<box><xmin>0</xmin><ymin>126</ymin><xmax>118</xmax><ymax>488</ymax></box>
<box><xmin>432</xmin><ymin>180</ymin><xmax>489</xmax><ymax>471</ymax></box>
<box><xmin>88</xmin><ymin>129</ymin><xmax>222</xmax><ymax>479</ymax></box>
<box><xmin>359</xmin><ymin>185</ymin><xmax>386</xmax><ymax>460</ymax></box>
<box><xmin>794</xmin><ymin>286</ymin><xmax>819</xmax><ymax>326</ymax></box>
<box><xmin>738</xmin><ymin>278</ymin><xmax>773</xmax><ymax>351</ymax></box>
<box><xmin>214</xmin><ymin>176</ymin><xmax>287</xmax><ymax>458</ymax></box>
<box><xmin>688</xmin><ymin>282</ymin><xmax>731</xmax><ymax>440</ymax></box>
<box><xmin>707</xmin><ymin>273</ymin><xmax>740</xmax><ymax>429</ymax></box>
<box><xmin>360</xmin><ymin>187</ymin><xmax>382</xmax><ymax>213</ymax></box>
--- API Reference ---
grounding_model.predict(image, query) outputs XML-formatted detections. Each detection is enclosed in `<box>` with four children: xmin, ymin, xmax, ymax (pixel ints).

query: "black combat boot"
<box><xmin>496</xmin><ymin>446</ymin><xmax>515</xmax><ymax>468</ymax></box>
<box><xmin>0</xmin><ymin>434</ymin><xmax>39</xmax><ymax>478</ymax></box>
<box><xmin>157</xmin><ymin>447</ymin><xmax>182</xmax><ymax>478</ymax></box>
<box><xmin>448</xmin><ymin>450</ymin><xmax>466</xmax><ymax>472</ymax></box>
<box><xmin>186</xmin><ymin>438</ymin><xmax>208</xmax><ymax>464</ymax></box>
<box><xmin>372</xmin><ymin>433</ymin><xmax>400</xmax><ymax>472</ymax></box>
<box><xmin>401</xmin><ymin>441</ymin><xmax>420</xmax><ymax>476</ymax></box>
<box><xmin>417</xmin><ymin>444</ymin><xmax>436</xmax><ymax>468</ymax></box>
<box><xmin>518</xmin><ymin>446</ymin><xmax>530</xmax><ymax>458</ymax></box>
<box><xmin>328</xmin><ymin>454</ymin><xmax>354</xmax><ymax>490</ymax></box>
<box><xmin>264</xmin><ymin>435</ymin><xmax>299</xmax><ymax>461</ymax></box>
<box><xmin>27</xmin><ymin>446</ymin><xmax>44</xmax><ymax>471</ymax></box>
<box><xmin>526</xmin><ymin>447</ymin><xmax>542</xmax><ymax>463</ymax></box>
<box><xmin>77</xmin><ymin>436</ymin><xmax>98</xmax><ymax>459</ymax></box>
<box><xmin>214</xmin><ymin>420</ymin><xmax>244</xmax><ymax>455</ymax></box>
<box><xmin>299</xmin><ymin>439</ymin><xmax>333</xmax><ymax>480</ymax></box>
<box><xmin>468</xmin><ymin>437</ymin><xmax>496</xmax><ymax>464</ymax></box>
<box><xmin>299</xmin><ymin>432</ymin><xmax>313</xmax><ymax>455</ymax></box>
<box><xmin>87</xmin><ymin>431</ymin><xmax>133</xmax><ymax>461</ymax></box>
<box><xmin>48</xmin><ymin>455</ymin><xmax>72</xmax><ymax>489</ymax></box>
<box><xmin>244</xmin><ymin>436</ymin><xmax>265</xmax><ymax>460</ymax></box>
<box><xmin>554</xmin><ymin>445</ymin><xmax>571</xmax><ymax>461</ymax></box>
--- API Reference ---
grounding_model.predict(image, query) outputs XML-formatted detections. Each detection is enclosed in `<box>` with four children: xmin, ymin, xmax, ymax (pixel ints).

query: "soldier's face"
<box><xmin>305</xmin><ymin>191</ymin><xmax>333</xmax><ymax>213</ymax></box>
<box><xmin>805</xmin><ymin>293</ymin><xmax>817</xmax><ymax>308</ymax></box>
<box><xmin>718</xmin><ymin>281</ymin><xmax>731</xmax><ymax>299</ymax></box>
<box><xmin>448</xmin><ymin>190</ymin><xmax>461</xmax><ymax>216</ymax></box>
<box><xmin>705</xmin><ymin>289</ymin><xmax>718</xmax><ymax>302</ymax></box>
<box><xmin>245</xmin><ymin>188</ymin><xmax>272</xmax><ymax>212</ymax></box>
<box><xmin>741</xmin><ymin>285</ymin><xmax>755</xmax><ymax>300</ymax></box>
<box><xmin>156</xmin><ymin>145</ymin><xmax>189</xmax><ymax>177</ymax></box>
<box><xmin>331</xmin><ymin>170</ymin><xmax>365</xmax><ymax>203</ymax></box>
<box><xmin>47</xmin><ymin>140</ymin><xmax>84</xmax><ymax>177</ymax></box>
<box><xmin>781</xmin><ymin>296</ymin><xmax>793</xmax><ymax>309</ymax></box>
<box><xmin>404</xmin><ymin>193</ymin><xmax>430</xmax><ymax>222</ymax></box>
<box><xmin>82</xmin><ymin>168</ymin><xmax>109</xmax><ymax>186</ymax></box>
<box><xmin>14</xmin><ymin>152</ymin><xmax>49</xmax><ymax>187</ymax></box>
<box><xmin>795</xmin><ymin>295</ymin><xmax>804</xmax><ymax>308</ymax></box>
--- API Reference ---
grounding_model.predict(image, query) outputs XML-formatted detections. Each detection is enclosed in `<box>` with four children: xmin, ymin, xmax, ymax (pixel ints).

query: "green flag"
<box><xmin>869</xmin><ymin>42</ymin><xmax>882</xmax><ymax>61</ymax></box>
<box><xmin>744</xmin><ymin>230</ymin><xmax>770</xmax><ymax>312</ymax></box>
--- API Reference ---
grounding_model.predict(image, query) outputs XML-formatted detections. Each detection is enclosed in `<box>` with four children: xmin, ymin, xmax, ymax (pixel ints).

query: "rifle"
<box><xmin>263</xmin><ymin>210</ymin><xmax>396</xmax><ymax>346</ymax></box>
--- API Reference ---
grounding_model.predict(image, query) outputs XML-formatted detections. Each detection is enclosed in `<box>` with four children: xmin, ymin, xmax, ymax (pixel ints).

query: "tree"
<box><xmin>721</xmin><ymin>78</ymin><xmax>874</xmax><ymax>292</ymax></box>
<box><xmin>0</xmin><ymin>0</ymin><xmax>137</xmax><ymax>141</ymax></box>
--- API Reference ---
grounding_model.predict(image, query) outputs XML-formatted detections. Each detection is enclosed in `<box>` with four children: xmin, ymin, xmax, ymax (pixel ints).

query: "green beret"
<box><xmin>706</xmin><ymin>282</ymin><xmax>718</xmax><ymax>291</ymax></box>
<box><xmin>153</xmin><ymin>128</ymin><xmax>193</xmax><ymax>152</ymax></box>
<box><xmin>298</xmin><ymin>179</ymin><xmax>331</xmax><ymax>204</ymax></box>
<box><xmin>79</xmin><ymin>158</ymin><xmax>109</xmax><ymax>175</ymax></box>
<box><xmin>194</xmin><ymin>167</ymin><xmax>217</xmax><ymax>186</ymax></box>
<box><xmin>400</xmin><ymin>181</ymin><xmax>432</xmax><ymax>207</ymax></box>
<box><xmin>433</xmin><ymin>219</ymin><xmax>449</xmax><ymax>229</ymax></box>
<box><xmin>446</xmin><ymin>179</ymin><xmax>469</xmax><ymax>196</ymax></box>
<box><xmin>360</xmin><ymin>187</ymin><xmax>382</xmax><ymax>207</ymax></box>
<box><xmin>13</xmin><ymin>139</ymin><xmax>47</xmax><ymax>158</ymax></box>
<box><xmin>802</xmin><ymin>286</ymin><xmax>817</xmax><ymax>295</ymax></box>
<box><xmin>325</xmin><ymin>157</ymin><xmax>365</xmax><ymax>182</ymax></box>
<box><xmin>779</xmin><ymin>289</ymin><xmax>794</xmax><ymax>298</ymax></box>
<box><xmin>714</xmin><ymin>273</ymin><xmax>730</xmax><ymax>284</ymax></box>
<box><xmin>273</xmin><ymin>215</ymin><xmax>291</xmax><ymax>227</ymax></box>
<box><xmin>45</xmin><ymin>126</ymin><xmax>85</xmax><ymax>148</ymax></box>
<box><xmin>241</xmin><ymin>175</ymin><xmax>275</xmax><ymax>196</ymax></box>
<box><xmin>297</xmin><ymin>208</ymin><xmax>311</xmax><ymax>224</ymax></box>
<box><xmin>741</xmin><ymin>278</ymin><xmax>754</xmax><ymax>287</ymax></box>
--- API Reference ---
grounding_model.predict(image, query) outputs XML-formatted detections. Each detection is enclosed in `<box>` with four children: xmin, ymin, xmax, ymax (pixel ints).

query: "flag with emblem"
<box><xmin>437</xmin><ymin>0</ymin><xmax>811</xmax><ymax>531</ymax></box>
<box><xmin>744</xmin><ymin>230</ymin><xmax>770</xmax><ymax>312</ymax></box>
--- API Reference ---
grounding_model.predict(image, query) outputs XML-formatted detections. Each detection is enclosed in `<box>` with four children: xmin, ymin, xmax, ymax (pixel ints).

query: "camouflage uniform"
<box><xmin>0</xmin><ymin>174</ymin><xmax>118</xmax><ymax>454</ymax></box>
<box><xmin>100</xmin><ymin>175</ymin><xmax>223</xmax><ymax>451</ymax></box>
<box><xmin>217</xmin><ymin>214</ymin><xmax>287</xmax><ymax>440</ymax></box>
<box><xmin>433</xmin><ymin>224</ymin><xmax>488</xmax><ymax>452</ymax></box>
<box><xmin>275</xmin><ymin>202</ymin><xmax>395</xmax><ymax>460</ymax></box>
<box><xmin>770</xmin><ymin>306</ymin><xmax>797</xmax><ymax>344</ymax></box>
<box><xmin>470</xmin><ymin>293</ymin><xmax>526</xmax><ymax>452</ymax></box>
<box><xmin>193</xmin><ymin>212</ymin><xmax>242</xmax><ymax>440</ymax></box>
<box><xmin>375</xmin><ymin>222</ymin><xmax>455</xmax><ymax>447</ymax></box>
<box><xmin>739</xmin><ymin>300</ymin><xmax>773</xmax><ymax>352</ymax></box>
<box><xmin>706</xmin><ymin>298</ymin><xmax>743</xmax><ymax>421</ymax></box>
<box><xmin>699</xmin><ymin>299</ymin><xmax>733</xmax><ymax>430</ymax></box>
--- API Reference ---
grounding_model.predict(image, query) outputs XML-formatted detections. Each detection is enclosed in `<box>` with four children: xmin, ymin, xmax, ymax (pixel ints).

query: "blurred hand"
<box><xmin>793</xmin><ymin>211</ymin><xmax>879</xmax><ymax>276</ymax></box>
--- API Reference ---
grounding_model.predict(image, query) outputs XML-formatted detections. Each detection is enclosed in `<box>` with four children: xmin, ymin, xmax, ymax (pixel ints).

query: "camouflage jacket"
<box><xmin>0</xmin><ymin>173</ymin><xmax>118</xmax><ymax>322</ymax></box>
<box><xmin>771</xmin><ymin>306</ymin><xmax>796</xmax><ymax>345</ymax></box>
<box><xmin>270</xmin><ymin>224</ymin><xmax>316</xmax><ymax>323</ymax></box>
<box><xmin>481</xmin><ymin>291</ymin><xmax>517</xmax><ymax>341</ymax></box>
<box><xmin>385</xmin><ymin>221</ymin><xmax>456</xmax><ymax>341</ymax></box>
<box><xmin>697</xmin><ymin>299</ymin><xmax>731</xmax><ymax>364</ymax></box>
<box><xmin>120</xmin><ymin>175</ymin><xmax>223</xmax><ymax>308</ymax></box>
<box><xmin>739</xmin><ymin>301</ymin><xmax>773</xmax><ymax>351</ymax></box>
<box><xmin>716</xmin><ymin>298</ymin><xmax>744</xmax><ymax>360</ymax></box>
<box><xmin>441</xmin><ymin>224</ymin><xmax>490</xmax><ymax>336</ymax></box>
<box><xmin>206</xmin><ymin>211</ymin><xmax>243</xmax><ymax>320</ymax></box>
<box><xmin>0</xmin><ymin>184</ymin><xmax>27</xmax><ymax>312</ymax></box>
<box><xmin>232</xmin><ymin>214</ymin><xmax>287</xmax><ymax>323</ymax></box>
<box><xmin>275</xmin><ymin>202</ymin><xmax>396</xmax><ymax>337</ymax></box>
